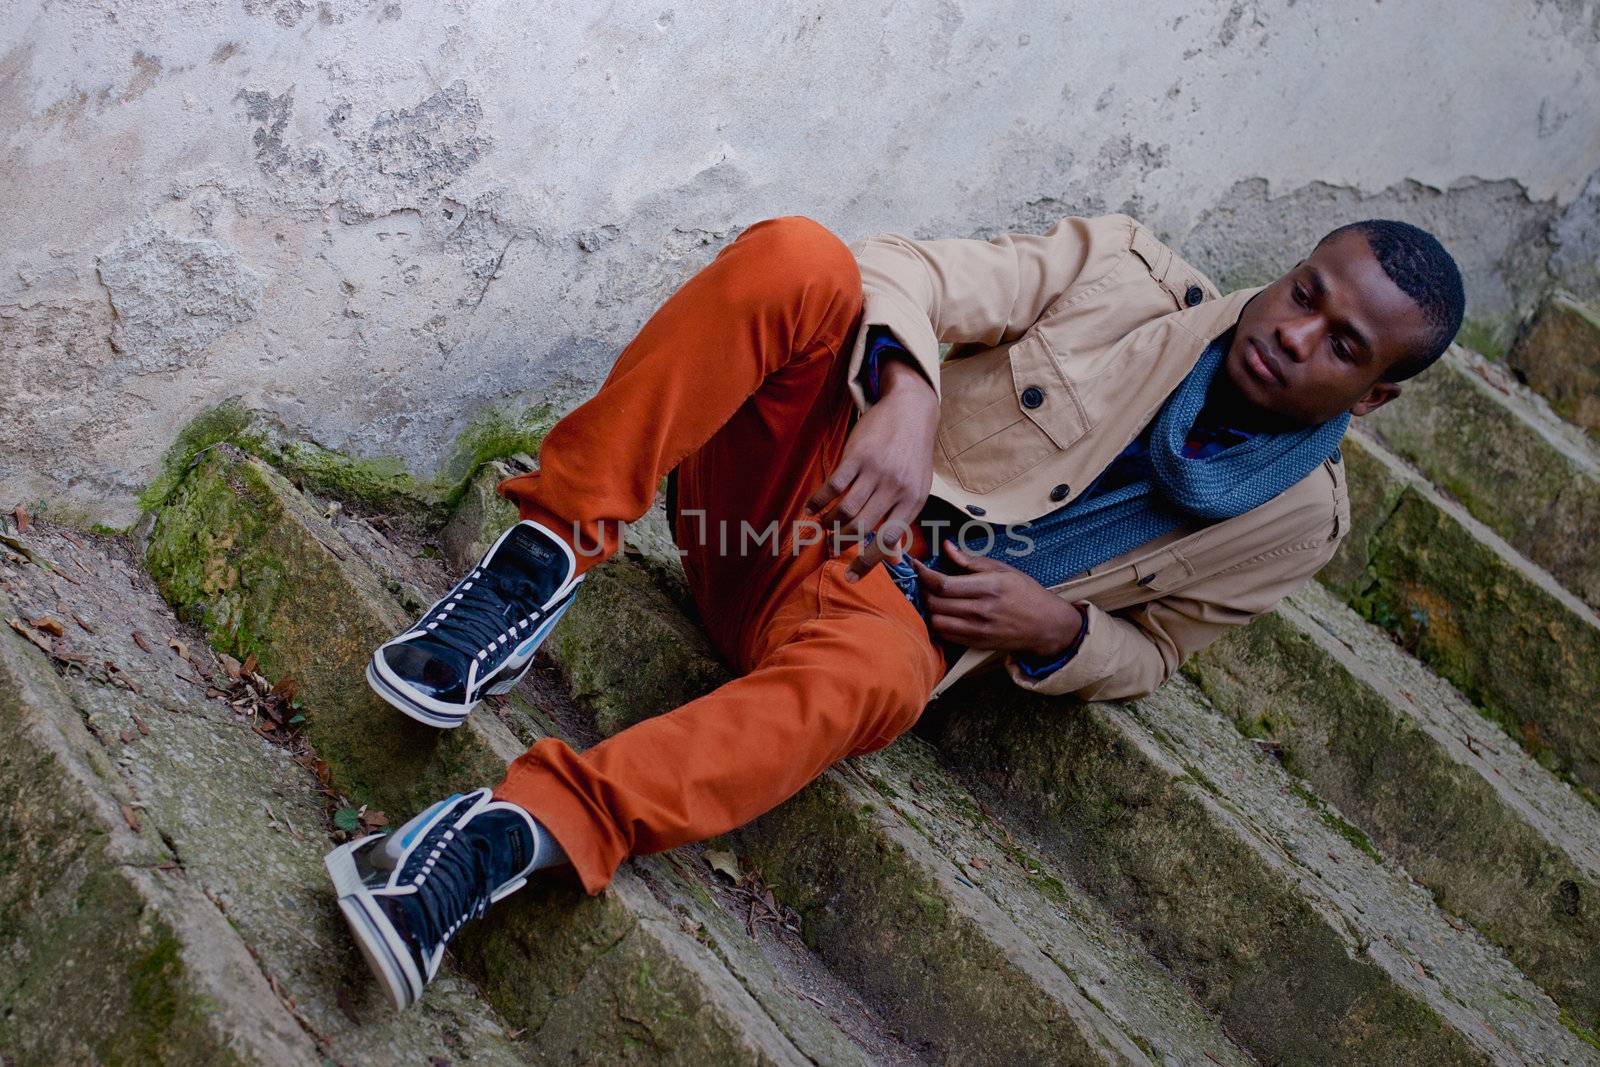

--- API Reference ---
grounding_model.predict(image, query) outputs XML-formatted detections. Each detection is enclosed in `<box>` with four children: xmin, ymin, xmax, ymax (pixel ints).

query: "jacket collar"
<box><xmin>1164</xmin><ymin>285</ymin><xmax>1265</xmax><ymax>354</ymax></box>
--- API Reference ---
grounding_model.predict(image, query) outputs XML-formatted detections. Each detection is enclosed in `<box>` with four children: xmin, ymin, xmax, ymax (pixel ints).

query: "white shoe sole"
<box><xmin>325</xmin><ymin>840</ymin><xmax>424</xmax><ymax>1011</ymax></box>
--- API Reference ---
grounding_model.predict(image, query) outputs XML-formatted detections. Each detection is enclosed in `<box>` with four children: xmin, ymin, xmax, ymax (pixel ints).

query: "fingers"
<box><xmin>926</xmin><ymin>612</ymin><xmax>993</xmax><ymax>646</ymax></box>
<box><xmin>815</xmin><ymin>481</ymin><xmax>873</xmax><ymax>533</ymax></box>
<box><xmin>845</xmin><ymin>503</ymin><xmax>916</xmax><ymax>583</ymax></box>
<box><xmin>922</xmin><ymin>590</ymin><xmax>992</xmax><ymax>620</ymax></box>
<box><xmin>943</xmin><ymin>539</ymin><xmax>1005</xmax><ymax>572</ymax></box>
<box><xmin>846</xmin><ymin>535</ymin><xmax>887</xmax><ymax>582</ymax></box>
<box><xmin>908</xmin><ymin>553</ymin><xmax>947</xmax><ymax>594</ymax></box>
<box><xmin>804</xmin><ymin>458</ymin><xmax>861</xmax><ymax>517</ymax></box>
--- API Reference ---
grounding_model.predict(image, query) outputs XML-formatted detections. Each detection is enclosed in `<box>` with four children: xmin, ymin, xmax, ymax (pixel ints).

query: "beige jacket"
<box><xmin>843</xmin><ymin>213</ymin><xmax>1350</xmax><ymax>702</ymax></box>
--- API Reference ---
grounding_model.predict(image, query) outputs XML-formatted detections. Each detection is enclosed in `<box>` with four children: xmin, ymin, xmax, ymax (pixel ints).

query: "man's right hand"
<box><xmin>804</xmin><ymin>354</ymin><xmax>940</xmax><ymax>582</ymax></box>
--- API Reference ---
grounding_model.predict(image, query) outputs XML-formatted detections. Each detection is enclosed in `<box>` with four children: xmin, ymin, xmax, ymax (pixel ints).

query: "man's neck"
<box><xmin>1198</xmin><ymin>365</ymin><xmax>1305</xmax><ymax>435</ymax></box>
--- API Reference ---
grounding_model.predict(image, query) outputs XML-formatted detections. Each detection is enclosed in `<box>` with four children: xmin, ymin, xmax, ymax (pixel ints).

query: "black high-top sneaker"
<box><xmin>368</xmin><ymin>519</ymin><xmax>581</xmax><ymax>728</ymax></box>
<box><xmin>324</xmin><ymin>788</ymin><xmax>546</xmax><ymax>1010</ymax></box>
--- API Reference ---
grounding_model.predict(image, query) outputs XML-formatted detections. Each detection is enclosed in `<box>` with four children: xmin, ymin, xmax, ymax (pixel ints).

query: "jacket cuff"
<box><xmin>1005</xmin><ymin>600</ymin><xmax>1116</xmax><ymax>696</ymax></box>
<box><xmin>861</xmin><ymin>325</ymin><xmax>910</xmax><ymax>403</ymax></box>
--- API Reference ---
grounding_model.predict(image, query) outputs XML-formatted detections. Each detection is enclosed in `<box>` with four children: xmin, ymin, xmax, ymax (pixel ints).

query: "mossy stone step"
<box><xmin>921</xmin><ymin>672</ymin><xmax>1600</xmax><ymax>1065</ymax></box>
<box><xmin>1361</xmin><ymin>343</ymin><xmax>1600</xmax><ymax>611</ymax></box>
<box><xmin>1508</xmin><ymin>291</ymin><xmax>1600</xmax><ymax>441</ymax></box>
<box><xmin>1184</xmin><ymin>577</ymin><xmax>1600</xmax><ymax>1032</ymax></box>
<box><xmin>144</xmin><ymin>445</ymin><xmax>865</xmax><ymax>1065</ymax></box>
<box><xmin>1328</xmin><ymin>428</ymin><xmax>1600</xmax><ymax>792</ymax></box>
<box><xmin>447</xmin><ymin>464</ymin><xmax>1255</xmax><ymax>1064</ymax></box>
<box><xmin>0</xmin><ymin>526</ymin><xmax>529</xmax><ymax>1065</ymax></box>
<box><xmin>0</xmin><ymin>617</ymin><xmax>315</xmax><ymax>1066</ymax></box>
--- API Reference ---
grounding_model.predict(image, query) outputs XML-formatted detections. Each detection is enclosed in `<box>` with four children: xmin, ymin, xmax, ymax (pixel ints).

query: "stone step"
<box><xmin>0</xmin><ymin>524</ymin><xmax>528</xmax><ymax>1065</ymax></box>
<box><xmin>1361</xmin><ymin>343</ymin><xmax>1600</xmax><ymax>612</ymax></box>
<box><xmin>1183</xmin><ymin>576</ymin><xmax>1600</xmax><ymax>1031</ymax></box>
<box><xmin>446</xmin><ymin>464</ymin><xmax>1257</xmax><ymax>1064</ymax></box>
<box><xmin>1507</xmin><ymin>291</ymin><xmax>1600</xmax><ymax>444</ymax></box>
<box><xmin>144</xmin><ymin>444</ymin><xmax>874</xmax><ymax>1065</ymax></box>
<box><xmin>1328</xmin><ymin>427</ymin><xmax>1600</xmax><ymax>794</ymax></box>
<box><xmin>0</xmin><ymin>632</ymin><xmax>316</xmax><ymax>1066</ymax></box>
<box><xmin>920</xmin><ymin>671</ymin><xmax>1600</xmax><ymax>1065</ymax></box>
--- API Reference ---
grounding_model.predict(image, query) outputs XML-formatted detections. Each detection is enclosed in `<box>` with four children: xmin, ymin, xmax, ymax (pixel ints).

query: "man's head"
<box><xmin>1221</xmin><ymin>219</ymin><xmax>1465</xmax><ymax>431</ymax></box>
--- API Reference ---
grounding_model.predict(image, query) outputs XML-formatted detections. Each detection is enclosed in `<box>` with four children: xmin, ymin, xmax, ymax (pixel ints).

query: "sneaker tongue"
<box><xmin>466</xmin><ymin>807</ymin><xmax>536</xmax><ymax>885</ymax></box>
<box><xmin>498</xmin><ymin>524</ymin><xmax>570</xmax><ymax>605</ymax></box>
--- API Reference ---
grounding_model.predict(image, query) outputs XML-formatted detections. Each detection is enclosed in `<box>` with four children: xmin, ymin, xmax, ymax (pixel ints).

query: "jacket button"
<box><xmin>1020</xmin><ymin>386</ymin><xmax>1045</xmax><ymax>409</ymax></box>
<box><xmin>1049</xmin><ymin>483</ymin><xmax>1070</xmax><ymax>502</ymax></box>
<box><xmin>1184</xmin><ymin>285</ymin><xmax>1204</xmax><ymax>307</ymax></box>
<box><xmin>965</xmin><ymin>504</ymin><xmax>987</xmax><ymax>516</ymax></box>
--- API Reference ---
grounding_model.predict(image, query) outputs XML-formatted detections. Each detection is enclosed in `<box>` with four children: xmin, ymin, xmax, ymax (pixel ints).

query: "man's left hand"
<box><xmin>909</xmin><ymin>541</ymin><xmax>1083</xmax><ymax>657</ymax></box>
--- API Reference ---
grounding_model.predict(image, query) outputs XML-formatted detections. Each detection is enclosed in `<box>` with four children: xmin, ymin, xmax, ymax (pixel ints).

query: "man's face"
<box><xmin>1223</xmin><ymin>230</ymin><xmax>1434</xmax><ymax>429</ymax></box>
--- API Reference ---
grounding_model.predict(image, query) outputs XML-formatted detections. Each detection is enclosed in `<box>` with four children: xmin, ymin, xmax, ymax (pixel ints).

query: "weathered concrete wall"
<box><xmin>3</xmin><ymin>0</ymin><xmax>1598</xmax><ymax>526</ymax></box>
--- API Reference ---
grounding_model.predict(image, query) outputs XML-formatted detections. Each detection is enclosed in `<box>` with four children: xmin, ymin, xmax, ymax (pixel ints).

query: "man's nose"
<box><xmin>1277</xmin><ymin>314</ymin><xmax>1321</xmax><ymax>361</ymax></box>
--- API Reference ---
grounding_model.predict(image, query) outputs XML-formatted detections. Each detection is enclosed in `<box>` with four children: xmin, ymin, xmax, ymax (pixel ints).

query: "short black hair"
<box><xmin>1316</xmin><ymin>219</ymin><xmax>1465</xmax><ymax>382</ymax></box>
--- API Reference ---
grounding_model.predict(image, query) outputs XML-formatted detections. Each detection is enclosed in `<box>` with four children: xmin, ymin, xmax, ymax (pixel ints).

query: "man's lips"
<box><xmin>1246</xmin><ymin>338</ymin><xmax>1286</xmax><ymax>387</ymax></box>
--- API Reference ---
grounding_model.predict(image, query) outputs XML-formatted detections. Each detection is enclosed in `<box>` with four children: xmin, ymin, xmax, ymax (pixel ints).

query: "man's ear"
<box><xmin>1348</xmin><ymin>379</ymin><xmax>1401</xmax><ymax>418</ymax></box>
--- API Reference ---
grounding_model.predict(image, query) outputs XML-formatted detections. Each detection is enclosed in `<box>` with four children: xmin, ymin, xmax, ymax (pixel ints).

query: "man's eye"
<box><xmin>1333</xmin><ymin>339</ymin><xmax>1352</xmax><ymax>361</ymax></box>
<box><xmin>1292</xmin><ymin>284</ymin><xmax>1310</xmax><ymax>307</ymax></box>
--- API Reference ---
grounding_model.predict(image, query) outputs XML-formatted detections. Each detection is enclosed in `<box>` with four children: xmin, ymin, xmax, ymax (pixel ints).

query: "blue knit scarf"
<box><xmin>953</xmin><ymin>331</ymin><xmax>1351</xmax><ymax>587</ymax></box>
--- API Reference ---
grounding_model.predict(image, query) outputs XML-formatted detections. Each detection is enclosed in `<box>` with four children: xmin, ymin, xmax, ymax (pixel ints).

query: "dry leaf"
<box><xmin>13</xmin><ymin>505</ymin><xmax>29</xmax><ymax>533</ymax></box>
<box><xmin>29</xmin><ymin>616</ymin><xmax>64</xmax><ymax>637</ymax></box>
<box><xmin>121</xmin><ymin>805</ymin><xmax>141</xmax><ymax>832</ymax></box>
<box><xmin>71</xmin><ymin>612</ymin><xmax>95</xmax><ymax>634</ymax></box>
<box><xmin>242</xmin><ymin>651</ymin><xmax>258</xmax><ymax>676</ymax></box>
<box><xmin>168</xmin><ymin>638</ymin><xmax>188</xmax><ymax>661</ymax></box>
<box><xmin>132</xmin><ymin>631</ymin><xmax>153</xmax><ymax>654</ymax></box>
<box><xmin>132</xmin><ymin>713</ymin><xmax>149</xmax><ymax>737</ymax></box>
<box><xmin>359</xmin><ymin>809</ymin><xmax>389</xmax><ymax>832</ymax></box>
<box><xmin>968</xmin><ymin>857</ymin><xmax>990</xmax><ymax>871</ymax></box>
<box><xmin>219</xmin><ymin>653</ymin><xmax>243</xmax><ymax>681</ymax></box>
<box><xmin>120</xmin><ymin>729</ymin><xmax>137</xmax><ymax>745</ymax></box>
<box><xmin>7</xmin><ymin>617</ymin><xmax>53</xmax><ymax>655</ymax></box>
<box><xmin>704</xmin><ymin>849</ymin><xmax>741</xmax><ymax>881</ymax></box>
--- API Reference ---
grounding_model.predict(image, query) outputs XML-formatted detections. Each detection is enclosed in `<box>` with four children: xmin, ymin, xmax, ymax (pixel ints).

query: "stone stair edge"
<box><xmin>0</xmin><ymin>616</ymin><xmax>319</xmax><ymax>1066</ymax></box>
<box><xmin>1362</xmin><ymin>343</ymin><xmax>1600</xmax><ymax>613</ymax></box>
<box><xmin>926</xmin><ymin>668</ymin><xmax>1600</xmax><ymax>1064</ymax></box>
<box><xmin>1182</xmin><ymin>575</ymin><xmax>1600</xmax><ymax>1031</ymax></box>
<box><xmin>1331</xmin><ymin>427</ymin><xmax>1600</xmax><ymax>794</ymax></box>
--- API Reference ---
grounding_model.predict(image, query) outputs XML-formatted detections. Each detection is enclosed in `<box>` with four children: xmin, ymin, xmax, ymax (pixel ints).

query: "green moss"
<box><xmin>438</xmin><ymin>402</ymin><xmax>561</xmax><ymax>501</ymax></box>
<box><xmin>125</xmin><ymin>932</ymin><xmax>185</xmax><ymax>1065</ymax></box>
<box><xmin>136</xmin><ymin>398</ymin><xmax>565</xmax><ymax>526</ymax></box>
<box><xmin>136</xmin><ymin>400</ymin><xmax>255</xmax><ymax>512</ymax></box>
<box><xmin>1456</xmin><ymin>317</ymin><xmax>1513</xmax><ymax>362</ymax></box>
<box><xmin>1559</xmin><ymin>1008</ymin><xmax>1600</xmax><ymax>1052</ymax></box>
<box><xmin>1291</xmin><ymin>783</ymin><xmax>1383</xmax><ymax>863</ymax></box>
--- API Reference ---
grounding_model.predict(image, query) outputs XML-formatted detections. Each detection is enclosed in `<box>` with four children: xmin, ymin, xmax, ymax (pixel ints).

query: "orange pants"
<box><xmin>492</xmin><ymin>216</ymin><xmax>946</xmax><ymax>894</ymax></box>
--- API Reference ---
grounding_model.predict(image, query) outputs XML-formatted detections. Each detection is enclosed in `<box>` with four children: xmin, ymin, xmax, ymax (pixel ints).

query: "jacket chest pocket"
<box><xmin>935</xmin><ymin>334</ymin><xmax>1089</xmax><ymax>495</ymax></box>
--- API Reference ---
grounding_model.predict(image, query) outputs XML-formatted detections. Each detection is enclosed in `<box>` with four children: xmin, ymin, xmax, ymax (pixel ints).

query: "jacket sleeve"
<box><xmin>844</xmin><ymin>214</ymin><xmax>1136</xmax><ymax>415</ymax></box>
<box><xmin>1002</xmin><ymin>536</ymin><xmax>1340</xmax><ymax>701</ymax></box>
